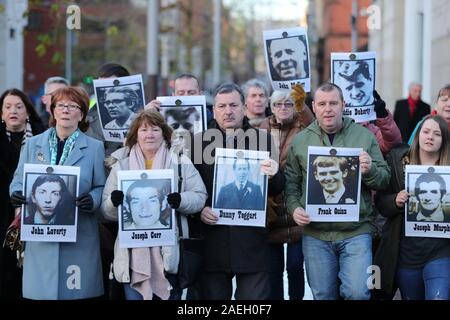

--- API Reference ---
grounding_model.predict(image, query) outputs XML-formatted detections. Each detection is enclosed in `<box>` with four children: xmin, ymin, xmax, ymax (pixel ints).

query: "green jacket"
<box><xmin>285</xmin><ymin>117</ymin><xmax>391</xmax><ymax>241</ymax></box>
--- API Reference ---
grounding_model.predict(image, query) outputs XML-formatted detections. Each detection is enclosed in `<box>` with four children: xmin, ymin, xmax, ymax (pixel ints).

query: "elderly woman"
<box><xmin>0</xmin><ymin>89</ymin><xmax>44</xmax><ymax>299</ymax></box>
<box><xmin>101</xmin><ymin>109</ymin><xmax>207</xmax><ymax>300</ymax></box>
<box><xmin>259</xmin><ymin>85</ymin><xmax>314</xmax><ymax>300</ymax></box>
<box><xmin>10</xmin><ymin>86</ymin><xmax>106</xmax><ymax>300</ymax></box>
<box><xmin>375</xmin><ymin>114</ymin><xmax>450</xmax><ymax>300</ymax></box>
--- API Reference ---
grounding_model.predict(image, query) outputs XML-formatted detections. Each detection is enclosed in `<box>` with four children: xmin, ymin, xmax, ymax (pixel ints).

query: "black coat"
<box><xmin>0</xmin><ymin>120</ymin><xmax>44</xmax><ymax>298</ymax></box>
<box><xmin>190</xmin><ymin>118</ymin><xmax>285</xmax><ymax>273</ymax></box>
<box><xmin>393</xmin><ymin>99</ymin><xmax>430</xmax><ymax>143</ymax></box>
<box><xmin>373</xmin><ymin>144</ymin><xmax>409</xmax><ymax>299</ymax></box>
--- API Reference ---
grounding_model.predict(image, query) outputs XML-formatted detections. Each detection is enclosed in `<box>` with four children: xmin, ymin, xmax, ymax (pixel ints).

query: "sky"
<box><xmin>223</xmin><ymin>0</ymin><xmax>308</xmax><ymax>22</ymax></box>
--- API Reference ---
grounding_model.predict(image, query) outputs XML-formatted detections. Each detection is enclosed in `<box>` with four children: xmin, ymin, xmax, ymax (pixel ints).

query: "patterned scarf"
<box><xmin>49</xmin><ymin>128</ymin><xmax>80</xmax><ymax>165</ymax></box>
<box><xmin>5</xmin><ymin>121</ymin><xmax>33</xmax><ymax>145</ymax></box>
<box><xmin>129</xmin><ymin>142</ymin><xmax>172</xmax><ymax>300</ymax></box>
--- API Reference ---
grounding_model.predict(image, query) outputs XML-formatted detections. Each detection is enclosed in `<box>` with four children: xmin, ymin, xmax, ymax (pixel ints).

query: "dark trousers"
<box><xmin>200</xmin><ymin>271</ymin><xmax>270</xmax><ymax>300</ymax></box>
<box><xmin>268</xmin><ymin>241</ymin><xmax>305</xmax><ymax>300</ymax></box>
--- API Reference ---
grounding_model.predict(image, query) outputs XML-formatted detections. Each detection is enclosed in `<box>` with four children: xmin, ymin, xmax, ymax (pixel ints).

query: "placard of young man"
<box><xmin>21</xmin><ymin>164</ymin><xmax>79</xmax><ymax>242</ymax></box>
<box><xmin>331</xmin><ymin>52</ymin><xmax>376</xmax><ymax>123</ymax></box>
<box><xmin>405</xmin><ymin>165</ymin><xmax>450</xmax><ymax>238</ymax></box>
<box><xmin>306</xmin><ymin>146</ymin><xmax>362</xmax><ymax>222</ymax></box>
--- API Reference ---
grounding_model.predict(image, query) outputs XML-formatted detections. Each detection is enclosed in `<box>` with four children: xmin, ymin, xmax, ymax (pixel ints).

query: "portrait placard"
<box><xmin>93</xmin><ymin>74</ymin><xmax>145</xmax><ymax>142</ymax></box>
<box><xmin>263</xmin><ymin>26</ymin><xmax>311</xmax><ymax>93</ymax></box>
<box><xmin>331</xmin><ymin>51</ymin><xmax>376</xmax><ymax>122</ymax></box>
<box><xmin>21</xmin><ymin>164</ymin><xmax>79</xmax><ymax>242</ymax></box>
<box><xmin>117</xmin><ymin>169</ymin><xmax>176</xmax><ymax>248</ymax></box>
<box><xmin>157</xmin><ymin>95</ymin><xmax>207</xmax><ymax>137</ymax></box>
<box><xmin>306</xmin><ymin>146</ymin><xmax>362</xmax><ymax>222</ymax></box>
<box><xmin>212</xmin><ymin>148</ymin><xmax>269</xmax><ymax>227</ymax></box>
<box><xmin>405</xmin><ymin>165</ymin><xmax>450</xmax><ymax>238</ymax></box>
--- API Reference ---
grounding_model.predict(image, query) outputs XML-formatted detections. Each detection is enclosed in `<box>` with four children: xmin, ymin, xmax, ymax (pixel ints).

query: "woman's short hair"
<box><xmin>49</xmin><ymin>86</ymin><xmax>90</xmax><ymax>132</ymax></box>
<box><xmin>270</xmin><ymin>90</ymin><xmax>291</xmax><ymax>112</ymax></box>
<box><xmin>125</xmin><ymin>109</ymin><xmax>173</xmax><ymax>150</ymax></box>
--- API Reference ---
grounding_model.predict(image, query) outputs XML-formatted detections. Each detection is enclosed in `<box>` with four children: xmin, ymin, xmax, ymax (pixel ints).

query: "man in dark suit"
<box><xmin>215</xmin><ymin>159</ymin><xmax>264</xmax><ymax>210</ymax></box>
<box><xmin>190</xmin><ymin>83</ymin><xmax>284</xmax><ymax>300</ymax></box>
<box><xmin>394</xmin><ymin>82</ymin><xmax>431</xmax><ymax>143</ymax></box>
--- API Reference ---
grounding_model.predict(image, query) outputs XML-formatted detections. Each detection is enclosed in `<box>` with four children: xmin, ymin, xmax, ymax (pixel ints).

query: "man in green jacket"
<box><xmin>285</xmin><ymin>83</ymin><xmax>390</xmax><ymax>300</ymax></box>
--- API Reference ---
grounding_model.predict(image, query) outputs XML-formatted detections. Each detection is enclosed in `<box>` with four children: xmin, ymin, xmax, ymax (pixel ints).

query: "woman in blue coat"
<box><xmin>10</xmin><ymin>86</ymin><xmax>106</xmax><ymax>300</ymax></box>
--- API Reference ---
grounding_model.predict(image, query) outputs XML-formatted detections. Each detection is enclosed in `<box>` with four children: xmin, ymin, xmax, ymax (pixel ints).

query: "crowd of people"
<box><xmin>0</xmin><ymin>61</ymin><xmax>449</xmax><ymax>301</ymax></box>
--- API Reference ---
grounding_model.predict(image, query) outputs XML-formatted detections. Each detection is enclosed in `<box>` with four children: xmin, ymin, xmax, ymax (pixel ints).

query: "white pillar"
<box><xmin>147</xmin><ymin>0</ymin><xmax>159</xmax><ymax>76</ymax></box>
<box><xmin>0</xmin><ymin>0</ymin><xmax>28</xmax><ymax>92</ymax></box>
<box><xmin>421</xmin><ymin>0</ymin><xmax>432</xmax><ymax>104</ymax></box>
<box><xmin>402</xmin><ymin>0</ymin><xmax>422</xmax><ymax>97</ymax></box>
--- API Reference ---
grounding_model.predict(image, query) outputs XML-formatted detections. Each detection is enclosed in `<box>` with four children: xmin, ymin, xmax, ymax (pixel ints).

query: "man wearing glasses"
<box><xmin>103</xmin><ymin>87</ymin><xmax>140</xmax><ymax>130</ymax></box>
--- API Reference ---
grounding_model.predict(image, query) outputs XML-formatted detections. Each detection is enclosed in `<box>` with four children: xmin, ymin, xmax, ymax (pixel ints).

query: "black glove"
<box><xmin>76</xmin><ymin>194</ymin><xmax>94</xmax><ymax>214</ymax></box>
<box><xmin>10</xmin><ymin>191</ymin><xmax>26</xmax><ymax>208</ymax></box>
<box><xmin>373</xmin><ymin>90</ymin><xmax>388</xmax><ymax>118</ymax></box>
<box><xmin>166</xmin><ymin>192</ymin><xmax>181</xmax><ymax>209</ymax></box>
<box><xmin>111</xmin><ymin>190</ymin><xmax>124</xmax><ymax>208</ymax></box>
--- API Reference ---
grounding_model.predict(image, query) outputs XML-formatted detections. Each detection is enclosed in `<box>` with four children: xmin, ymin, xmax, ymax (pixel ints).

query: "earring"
<box><xmin>26</xmin><ymin>117</ymin><xmax>30</xmax><ymax>123</ymax></box>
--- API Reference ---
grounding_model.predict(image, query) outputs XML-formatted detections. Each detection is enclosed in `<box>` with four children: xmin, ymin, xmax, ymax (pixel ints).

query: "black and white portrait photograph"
<box><xmin>405</xmin><ymin>165</ymin><xmax>450</xmax><ymax>238</ymax></box>
<box><xmin>93</xmin><ymin>74</ymin><xmax>145</xmax><ymax>143</ymax></box>
<box><xmin>21</xmin><ymin>164</ymin><xmax>79</xmax><ymax>242</ymax></box>
<box><xmin>157</xmin><ymin>95</ymin><xmax>207</xmax><ymax>147</ymax></box>
<box><xmin>306</xmin><ymin>146</ymin><xmax>362</xmax><ymax>222</ymax></box>
<box><xmin>331</xmin><ymin>51</ymin><xmax>376</xmax><ymax>122</ymax></box>
<box><xmin>263</xmin><ymin>26</ymin><xmax>311</xmax><ymax>93</ymax></box>
<box><xmin>117</xmin><ymin>169</ymin><xmax>176</xmax><ymax>248</ymax></box>
<box><xmin>212</xmin><ymin>148</ymin><xmax>269</xmax><ymax>227</ymax></box>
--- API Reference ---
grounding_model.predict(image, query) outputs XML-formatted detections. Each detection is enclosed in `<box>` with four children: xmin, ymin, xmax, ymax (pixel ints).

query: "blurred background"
<box><xmin>0</xmin><ymin>0</ymin><xmax>449</xmax><ymax>111</ymax></box>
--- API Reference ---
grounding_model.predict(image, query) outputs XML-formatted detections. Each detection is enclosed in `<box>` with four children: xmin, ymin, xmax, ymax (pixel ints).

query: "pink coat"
<box><xmin>362</xmin><ymin>110</ymin><xmax>402</xmax><ymax>155</ymax></box>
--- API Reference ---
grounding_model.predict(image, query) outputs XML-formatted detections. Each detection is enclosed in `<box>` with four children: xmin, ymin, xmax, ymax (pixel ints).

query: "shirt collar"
<box><xmin>416</xmin><ymin>209</ymin><xmax>444</xmax><ymax>222</ymax></box>
<box><xmin>323</xmin><ymin>186</ymin><xmax>346</xmax><ymax>204</ymax></box>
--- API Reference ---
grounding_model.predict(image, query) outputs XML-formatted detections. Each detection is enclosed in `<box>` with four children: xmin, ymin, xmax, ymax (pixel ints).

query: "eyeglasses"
<box><xmin>55</xmin><ymin>103</ymin><xmax>81</xmax><ymax>112</ymax></box>
<box><xmin>273</xmin><ymin>102</ymin><xmax>294</xmax><ymax>108</ymax></box>
<box><xmin>104</xmin><ymin>99</ymin><xmax>126</xmax><ymax>106</ymax></box>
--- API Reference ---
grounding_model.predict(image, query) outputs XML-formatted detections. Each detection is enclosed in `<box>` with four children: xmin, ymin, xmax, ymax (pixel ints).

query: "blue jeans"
<box><xmin>303</xmin><ymin>233</ymin><xmax>372</xmax><ymax>300</ymax></box>
<box><xmin>396</xmin><ymin>257</ymin><xmax>450</xmax><ymax>300</ymax></box>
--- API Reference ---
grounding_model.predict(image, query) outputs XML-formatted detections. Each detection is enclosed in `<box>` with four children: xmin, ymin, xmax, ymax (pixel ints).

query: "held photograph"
<box><xmin>21</xmin><ymin>164</ymin><xmax>80</xmax><ymax>242</ymax></box>
<box><xmin>117</xmin><ymin>169</ymin><xmax>176</xmax><ymax>248</ymax></box>
<box><xmin>331</xmin><ymin>51</ymin><xmax>376</xmax><ymax>122</ymax></box>
<box><xmin>405</xmin><ymin>165</ymin><xmax>450</xmax><ymax>239</ymax></box>
<box><xmin>263</xmin><ymin>26</ymin><xmax>311</xmax><ymax>93</ymax></box>
<box><xmin>306</xmin><ymin>146</ymin><xmax>362</xmax><ymax>222</ymax></box>
<box><xmin>212</xmin><ymin>148</ymin><xmax>269</xmax><ymax>227</ymax></box>
<box><xmin>93</xmin><ymin>74</ymin><xmax>145</xmax><ymax>142</ymax></box>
